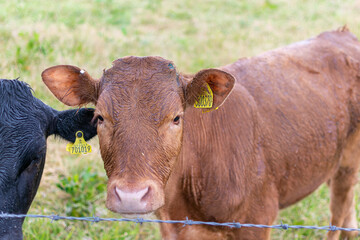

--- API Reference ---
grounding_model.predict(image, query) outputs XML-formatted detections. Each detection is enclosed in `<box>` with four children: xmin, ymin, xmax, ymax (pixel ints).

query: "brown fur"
<box><xmin>42</xmin><ymin>29</ymin><xmax>360</xmax><ymax>239</ymax></box>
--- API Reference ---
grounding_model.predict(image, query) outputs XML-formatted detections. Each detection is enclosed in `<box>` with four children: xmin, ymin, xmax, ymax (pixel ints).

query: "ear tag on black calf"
<box><xmin>194</xmin><ymin>83</ymin><xmax>213</xmax><ymax>109</ymax></box>
<box><xmin>66</xmin><ymin>131</ymin><xmax>92</xmax><ymax>154</ymax></box>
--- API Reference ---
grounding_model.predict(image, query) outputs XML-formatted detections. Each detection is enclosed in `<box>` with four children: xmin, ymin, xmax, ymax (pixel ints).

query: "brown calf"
<box><xmin>42</xmin><ymin>28</ymin><xmax>360</xmax><ymax>239</ymax></box>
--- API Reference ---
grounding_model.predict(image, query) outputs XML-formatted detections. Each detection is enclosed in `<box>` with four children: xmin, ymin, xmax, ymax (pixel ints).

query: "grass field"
<box><xmin>1</xmin><ymin>0</ymin><xmax>360</xmax><ymax>239</ymax></box>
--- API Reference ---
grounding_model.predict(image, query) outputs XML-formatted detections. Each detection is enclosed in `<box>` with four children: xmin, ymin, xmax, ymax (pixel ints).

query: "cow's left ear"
<box><xmin>185</xmin><ymin>69</ymin><xmax>235</xmax><ymax>110</ymax></box>
<box><xmin>50</xmin><ymin>108</ymin><xmax>97</xmax><ymax>143</ymax></box>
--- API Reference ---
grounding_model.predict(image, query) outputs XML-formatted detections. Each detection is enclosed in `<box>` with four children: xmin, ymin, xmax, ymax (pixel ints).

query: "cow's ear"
<box><xmin>51</xmin><ymin>108</ymin><xmax>97</xmax><ymax>143</ymax></box>
<box><xmin>185</xmin><ymin>69</ymin><xmax>235</xmax><ymax>110</ymax></box>
<box><xmin>42</xmin><ymin>65</ymin><xmax>99</xmax><ymax>106</ymax></box>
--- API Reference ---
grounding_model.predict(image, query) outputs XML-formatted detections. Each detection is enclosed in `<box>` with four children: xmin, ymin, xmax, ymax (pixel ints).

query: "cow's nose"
<box><xmin>114</xmin><ymin>186</ymin><xmax>150</xmax><ymax>212</ymax></box>
<box><xmin>106</xmin><ymin>180</ymin><xmax>164</xmax><ymax>214</ymax></box>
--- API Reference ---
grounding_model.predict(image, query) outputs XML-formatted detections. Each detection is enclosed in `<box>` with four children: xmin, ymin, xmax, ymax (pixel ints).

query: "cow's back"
<box><xmin>224</xmin><ymin>29</ymin><xmax>360</xmax><ymax>207</ymax></box>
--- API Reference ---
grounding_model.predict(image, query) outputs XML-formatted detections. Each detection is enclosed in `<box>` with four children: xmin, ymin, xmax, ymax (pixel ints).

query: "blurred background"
<box><xmin>1</xmin><ymin>0</ymin><xmax>359</xmax><ymax>239</ymax></box>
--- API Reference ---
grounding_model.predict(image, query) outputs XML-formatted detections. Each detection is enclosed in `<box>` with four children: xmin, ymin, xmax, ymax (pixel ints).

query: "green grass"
<box><xmin>1</xmin><ymin>0</ymin><xmax>360</xmax><ymax>239</ymax></box>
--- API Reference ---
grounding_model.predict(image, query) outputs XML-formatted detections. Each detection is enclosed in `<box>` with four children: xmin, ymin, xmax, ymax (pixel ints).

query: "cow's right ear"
<box><xmin>42</xmin><ymin>65</ymin><xmax>99</xmax><ymax>106</ymax></box>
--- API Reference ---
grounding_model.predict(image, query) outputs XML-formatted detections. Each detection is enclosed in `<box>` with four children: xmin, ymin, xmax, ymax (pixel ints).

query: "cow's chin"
<box><xmin>120</xmin><ymin>212</ymin><xmax>157</xmax><ymax>219</ymax></box>
<box><xmin>105</xmin><ymin>199</ymin><xmax>164</xmax><ymax>217</ymax></box>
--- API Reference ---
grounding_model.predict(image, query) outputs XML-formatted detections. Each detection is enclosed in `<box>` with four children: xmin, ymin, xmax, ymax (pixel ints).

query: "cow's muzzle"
<box><xmin>106</xmin><ymin>179</ymin><xmax>164</xmax><ymax>214</ymax></box>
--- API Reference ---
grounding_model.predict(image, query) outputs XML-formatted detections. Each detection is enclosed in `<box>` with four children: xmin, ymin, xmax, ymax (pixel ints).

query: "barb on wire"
<box><xmin>1</xmin><ymin>213</ymin><xmax>360</xmax><ymax>233</ymax></box>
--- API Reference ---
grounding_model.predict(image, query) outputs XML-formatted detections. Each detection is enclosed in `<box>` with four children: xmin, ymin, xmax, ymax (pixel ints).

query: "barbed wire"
<box><xmin>1</xmin><ymin>213</ymin><xmax>360</xmax><ymax>233</ymax></box>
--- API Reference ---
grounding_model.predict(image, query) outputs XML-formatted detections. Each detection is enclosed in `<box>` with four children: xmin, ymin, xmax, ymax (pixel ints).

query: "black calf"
<box><xmin>0</xmin><ymin>79</ymin><xmax>97</xmax><ymax>239</ymax></box>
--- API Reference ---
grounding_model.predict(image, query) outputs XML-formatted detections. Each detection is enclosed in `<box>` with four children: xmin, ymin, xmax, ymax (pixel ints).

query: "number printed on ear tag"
<box><xmin>66</xmin><ymin>131</ymin><xmax>92</xmax><ymax>154</ymax></box>
<box><xmin>194</xmin><ymin>83</ymin><xmax>213</xmax><ymax>108</ymax></box>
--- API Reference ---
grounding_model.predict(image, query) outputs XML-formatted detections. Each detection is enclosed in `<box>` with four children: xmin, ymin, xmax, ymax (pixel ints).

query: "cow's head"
<box><xmin>42</xmin><ymin>56</ymin><xmax>235</xmax><ymax>214</ymax></box>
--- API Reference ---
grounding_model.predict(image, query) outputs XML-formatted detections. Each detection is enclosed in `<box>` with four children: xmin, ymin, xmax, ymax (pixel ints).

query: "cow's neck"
<box><xmin>176</xmin><ymin>88</ymin><xmax>268</xmax><ymax>215</ymax></box>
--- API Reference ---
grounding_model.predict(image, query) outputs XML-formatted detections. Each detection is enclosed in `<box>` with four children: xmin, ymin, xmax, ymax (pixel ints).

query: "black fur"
<box><xmin>0</xmin><ymin>79</ymin><xmax>97</xmax><ymax>239</ymax></box>
<box><xmin>52</xmin><ymin>108</ymin><xmax>97</xmax><ymax>143</ymax></box>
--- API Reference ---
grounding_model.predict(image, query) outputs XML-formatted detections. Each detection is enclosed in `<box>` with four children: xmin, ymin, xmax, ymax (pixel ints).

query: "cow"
<box><xmin>0</xmin><ymin>79</ymin><xmax>97</xmax><ymax>240</ymax></box>
<box><xmin>41</xmin><ymin>27</ymin><xmax>360</xmax><ymax>239</ymax></box>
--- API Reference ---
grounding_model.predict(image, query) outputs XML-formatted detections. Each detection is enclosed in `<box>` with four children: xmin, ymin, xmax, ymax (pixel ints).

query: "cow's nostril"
<box><xmin>114</xmin><ymin>186</ymin><xmax>122</xmax><ymax>201</ymax></box>
<box><xmin>140</xmin><ymin>186</ymin><xmax>151</xmax><ymax>202</ymax></box>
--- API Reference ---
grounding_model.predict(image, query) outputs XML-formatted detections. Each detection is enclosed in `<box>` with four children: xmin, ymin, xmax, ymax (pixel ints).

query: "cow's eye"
<box><xmin>173</xmin><ymin>115</ymin><xmax>181</xmax><ymax>125</ymax></box>
<box><xmin>93</xmin><ymin>114</ymin><xmax>104</xmax><ymax>126</ymax></box>
<box><xmin>98</xmin><ymin>115</ymin><xmax>104</xmax><ymax>123</ymax></box>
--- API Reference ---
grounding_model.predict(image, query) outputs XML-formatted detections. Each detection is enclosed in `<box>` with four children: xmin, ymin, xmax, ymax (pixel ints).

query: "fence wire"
<box><xmin>1</xmin><ymin>213</ymin><xmax>360</xmax><ymax>233</ymax></box>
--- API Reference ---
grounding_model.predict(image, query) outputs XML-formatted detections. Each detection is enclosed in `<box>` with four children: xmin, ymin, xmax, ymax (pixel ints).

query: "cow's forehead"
<box><xmin>97</xmin><ymin>56</ymin><xmax>184</xmax><ymax>120</ymax></box>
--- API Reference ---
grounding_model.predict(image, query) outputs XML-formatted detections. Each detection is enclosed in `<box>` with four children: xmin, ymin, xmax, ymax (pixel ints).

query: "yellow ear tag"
<box><xmin>194</xmin><ymin>83</ymin><xmax>213</xmax><ymax>108</ymax></box>
<box><xmin>66</xmin><ymin>131</ymin><xmax>92</xmax><ymax>154</ymax></box>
